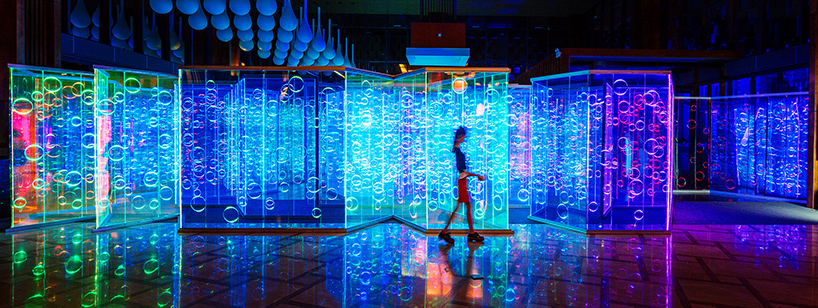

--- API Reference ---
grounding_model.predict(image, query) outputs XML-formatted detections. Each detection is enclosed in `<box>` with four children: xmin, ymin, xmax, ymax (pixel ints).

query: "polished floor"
<box><xmin>0</xmin><ymin>222</ymin><xmax>815</xmax><ymax>307</ymax></box>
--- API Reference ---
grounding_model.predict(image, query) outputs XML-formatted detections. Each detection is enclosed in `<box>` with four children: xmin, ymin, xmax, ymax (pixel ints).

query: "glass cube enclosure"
<box><xmin>530</xmin><ymin>70</ymin><xmax>674</xmax><ymax>232</ymax></box>
<box><xmin>709</xmin><ymin>93</ymin><xmax>809</xmax><ymax>199</ymax></box>
<box><xmin>344</xmin><ymin>68</ymin><xmax>510</xmax><ymax>231</ymax></box>
<box><xmin>9</xmin><ymin>65</ymin><xmax>97</xmax><ymax>229</ymax></box>
<box><xmin>179</xmin><ymin>67</ymin><xmax>346</xmax><ymax>230</ymax></box>
<box><xmin>93</xmin><ymin>66</ymin><xmax>180</xmax><ymax>230</ymax></box>
<box><xmin>179</xmin><ymin>67</ymin><xmax>510</xmax><ymax>232</ymax></box>
<box><xmin>423</xmin><ymin>69</ymin><xmax>510</xmax><ymax>231</ymax></box>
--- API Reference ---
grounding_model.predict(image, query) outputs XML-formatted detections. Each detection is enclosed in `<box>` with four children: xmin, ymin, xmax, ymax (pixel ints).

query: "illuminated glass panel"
<box><xmin>94</xmin><ymin>66</ymin><xmax>180</xmax><ymax>229</ymax></box>
<box><xmin>530</xmin><ymin>71</ymin><xmax>674</xmax><ymax>231</ymax></box>
<box><xmin>710</xmin><ymin>93</ymin><xmax>809</xmax><ymax>199</ymax></box>
<box><xmin>343</xmin><ymin>71</ymin><xmax>407</xmax><ymax>228</ymax></box>
<box><xmin>9</xmin><ymin>65</ymin><xmax>96</xmax><ymax>228</ymax></box>
<box><xmin>507</xmin><ymin>85</ymin><xmax>532</xmax><ymax>208</ymax></box>
<box><xmin>424</xmin><ymin>71</ymin><xmax>510</xmax><ymax>230</ymax></box>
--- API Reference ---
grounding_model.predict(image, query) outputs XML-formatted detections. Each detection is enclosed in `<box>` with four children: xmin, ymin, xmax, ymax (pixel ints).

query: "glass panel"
<box><xmin>531</xmin><ymin>71</ymin><xmax>673</xmax><ymax>231</ymax></box>
<box><xmin>10</xmin><ymin>65</ymin><xmax>96</xmax><ymax>228</ymax></box>
<box><xmin>93</xmin><ymin>66</ymin><xmax>180</xmax><ymax>229</ymax></box>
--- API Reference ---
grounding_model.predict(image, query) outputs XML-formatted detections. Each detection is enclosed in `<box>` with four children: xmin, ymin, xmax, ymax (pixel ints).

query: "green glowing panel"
<box><xmin>94</xmin><ymin>66</ymin><xmax>180</xmax><ymax>229</ymax></box>
<box><xmin>9</xmin><ymin>65</ymin><xmax>96</xmax><ymax>228</ymax></box>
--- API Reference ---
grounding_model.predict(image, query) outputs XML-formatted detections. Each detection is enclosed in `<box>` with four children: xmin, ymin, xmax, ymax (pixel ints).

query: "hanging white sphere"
<box><xmin>203</xmin><ymin>0</ymin><xmax>226</xmax><ymax>15</ymax></box>
<box><xmin>216</xmin><ymin>28</ymin><xmax>233</xmax><ymax>42</ymax></box>
<box><xmin>112</xmin><ymin>6</ymin><xmax>131</xmax><ymax>40</ymax></box>
<box><xmin>92</xmin><ymin>6</ymin><xmax>100</xmax><ymax>27</ymax></box>
<box><xmin>273</xmin><ymin>56</ymin><xmax>285</xmax><ymax>65</ymax></box>
<box><xmin>293</xmin><ymin>39</ymin><xmax>308</xmax><ymax>52</ymax></box>
<box><xmin>296</xmin><ymin>9</ymin><xmax>312</xmax><ymax>43</ymax></box>
<box><xmin>277</xmin><ymin>28</ymin><xmax>293</xmax><ymax>43</ymax></box>
<box><xmin>257</xmin><ymin>0</ymin><xmax>277</xmax><ymax>16</ymax></box>
<box><xmin>257</xmin><ymin>14</ymin><xmax>275</xmax><ymax>31</ymax></box>
<box><xmin>279</xmin><ymin>0</ymin><xmax>297</xmax><ymax>31</ymax></box>
<box><xmin>149</xmin><ymin>0</ymin><xmax>173</xmax><ymax>14</ymax></box>
<box><xmin>276</xmin><ymin>40</ymin><xmax>290</xmax><ymax>50</ymax></box>
<box><xmin>188</xmin><ymin>7</ymin><xmax>208</xmax><ymax>30</ymax></box>
<box><xmin>229</xmin><ymin>0</ymin><xmax>251</xmax><ymax>15</ymax></box>
<box><xmin>239</xmin><ymin>40</ymin><xmax>254</xmax><ymax>51</ymax></box>
<box><xmin>176</xmin><ymin>0</ymin><xmax>200</xmax><ymax>15</ymax></box>
<box><xmin>70</xmin><ymin>0</ymin><xmax>92</xmax><ymax>28</ymax></box>
<box><xmin>233</xmin><ymin>14</ymin><xmax>252</xmax><ymax>31</ymax></box>
<box><xmin>211</xmin><ymin>11</ymin><xmax>230</xmax><ymax>30</ymax></box>
<box><xmin>258</xmin><ymin>49</ymin><xmax>271</xmax><ymax>59</ymax></box>
<box><xmin>72</xmin><ymin>26</ymin><xmax>90</xmax><ymax>39</ymax></box>
<box><xmin>274</xmin><ymin>49</ymin><xmax>288</xmax><ymax>59</ymax></box>
<box><xmin>237</xmin><ymin>29</ymin><xmax>254</xmax><ymax>41</ymax></box>
<box><xmin>91</xmin><ymin>25</ymin><xmax>99</xmax><ymax>40</ymax></box>
<box><xmin>257</xmin><ymin>41</ymin><xmax>272</xmax><ymax>51</ymax></box>
<box><xmin>257</xmin><ymin>30</ymin><xmax>274</xmax><ymax>42</ymax></box>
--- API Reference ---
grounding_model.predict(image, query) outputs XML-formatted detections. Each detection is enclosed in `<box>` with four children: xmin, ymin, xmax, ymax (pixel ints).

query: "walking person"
<box><xmin>438</xmin><ymin>126</ymin><xmax>485</xmax><ymax>243</ymax></box>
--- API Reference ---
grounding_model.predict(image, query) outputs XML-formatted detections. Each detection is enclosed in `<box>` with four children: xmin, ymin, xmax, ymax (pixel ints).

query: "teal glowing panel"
<box><xmin>94</xmin><ymin>66</ymin><xmax>180</xmax><ymax>229</ymax></box>
<box><xmin>343</xmin><ymin>69</ymin><xmax>511</xmax><ymax>231</ymax></box>
<box><xmin>507</xmin><ymin>86</ymin><xmax>532</xmax><ymax>208</ymax></box>
<box><xmin>179</xmin><ymin>68</ymin><xmax>345</xmax><ymax>229</ymax></box>
<box><xmin>530</xmin><ymin>71</ymin><xmax>674</xmax><ymax>231</ymax></box>
<box><xmin>424</xmin><ymin>71</ymin><xmax>509</xmax><ymax>230</ymax></box>
<box><xmin>9</xmin><ymin>65</ymin><xmax>96</xmax><ymax>228</ymax></box>
<box><xmin>343</xmin><ymin>71</ymin><xmax>417</xmax><ymax>228</ymax></box>
<box><xmin>710</xmin><ymin>93</ymin><xmax>809</xmax><ymax>199</ymax></box>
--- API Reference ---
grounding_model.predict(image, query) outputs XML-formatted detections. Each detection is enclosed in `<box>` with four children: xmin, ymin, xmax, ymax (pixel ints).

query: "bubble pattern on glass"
<box><xmin>507</xmin><ymin>87</ymin><xmax>532</xmax><ymax>207</ymax></box>
<box><xmin>709</xmin><ymin>95</ymin><xmax>808</xmax><ymax>199</ymax></box>
<box><xmin>343</xmin><ymin>72</ymin><xmax>510</xmax><ymax>229</ymax></box>
<box><xmin>10</xmin><ymin>66</ymin><xmax>96</xmax><ymax>227</ymax></box>
<box><xmin>344</xmin><ymin>73</ymin><xmax>412</xmax><ymax>226</ymax></box>
<box><xmin>531</xmin><ymin>73</ymin><xmax>672</xmax><ymax>229</ymax></box>
<box><xmin>180</xmin><ymin>70</ymin><xmax>339</xmax><ymax>227</ymax></box>
<box><xmin>673</xmin><ymin>98</ymin><xmax>710</xmax><ymax>190</ymax></box>
<box><xmin>94</xmin><ymin>68</ymin><xmax>180</xmax><ymax>228</ymax></box>
<box><xmin>426</xmin><ymin>73</ymin><xmax>509</xmax><ymax>229</ymax></box>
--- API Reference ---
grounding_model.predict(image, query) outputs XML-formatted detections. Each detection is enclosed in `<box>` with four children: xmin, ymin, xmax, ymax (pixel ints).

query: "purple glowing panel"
<box><xmin>530</xmin><ymin>71</ymin><xmax>673</xmax><ymax>231</ymax></box>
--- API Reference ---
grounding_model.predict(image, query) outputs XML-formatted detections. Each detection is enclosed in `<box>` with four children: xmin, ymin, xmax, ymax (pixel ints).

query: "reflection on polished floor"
<box><xmin>0</xmin><ymin>222</ymin><xmax>815</xmax><ymax>307</ymax></box>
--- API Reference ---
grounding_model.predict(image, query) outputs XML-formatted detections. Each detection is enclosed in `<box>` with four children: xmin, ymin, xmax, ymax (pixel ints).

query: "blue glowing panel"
<box><xmin>710</xmin><ymin>94</ymin><xmax>809</xmax><ymax>199</ymax></box>
<box><xmin>179</xmin><ymin>68</ymin><xmax>345</xmax><ymax>229</ymax></box>
<box><xmin>93</xmin><ymin>66</ymin><xmax>180</xmax><ymax>229</ymax></box>
<box><xmin>9</xmin><ymin>65</ymin><xmax>96</xmax><ymax>228</ymax></box>
<box><xmin>530</xmin><ymin>71</ymin><xmax>674</xmax><ymax>231</ymax></box>
<box><xmin>508</xmin><ymin>86</ymin><xmax>532</xmax><ymax>208</ymax></box>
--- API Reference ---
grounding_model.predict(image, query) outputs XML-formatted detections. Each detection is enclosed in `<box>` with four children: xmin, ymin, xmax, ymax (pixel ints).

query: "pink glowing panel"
<box><xmin>530</xmin><ymin>70</ymin><xmax>674</xmax><ymax>232</ymax></box>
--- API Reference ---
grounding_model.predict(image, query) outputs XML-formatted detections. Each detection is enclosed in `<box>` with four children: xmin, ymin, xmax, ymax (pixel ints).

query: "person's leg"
<box><xmin>464</xmin><ymin>201</ymin><xmax>475</xmax><ymax>234</ymax></box>
<box><xmin>440</xmin><ymin>202</ymin><xmax>461</xmax><ymax>235</ymax></box>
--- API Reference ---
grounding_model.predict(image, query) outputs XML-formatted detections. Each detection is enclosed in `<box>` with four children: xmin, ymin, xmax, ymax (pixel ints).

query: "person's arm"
<box><xmin>459</xmin><ymin>171</ymin><xmax>485</xmax><ymax>181</ymax></box>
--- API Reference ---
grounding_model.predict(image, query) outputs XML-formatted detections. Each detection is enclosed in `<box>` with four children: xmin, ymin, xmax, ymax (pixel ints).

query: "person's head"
<box><xmin>453</xmin><ymin>126</ymin><xmax>466</xmax><ymax>149</ymax></box>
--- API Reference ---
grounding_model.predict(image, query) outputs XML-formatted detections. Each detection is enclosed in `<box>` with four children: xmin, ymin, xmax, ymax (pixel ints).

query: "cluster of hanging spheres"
<box><xmin>68</xmin><ymin>0</ymin><xmax>356</xmax><ymax>66</ymax></box>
